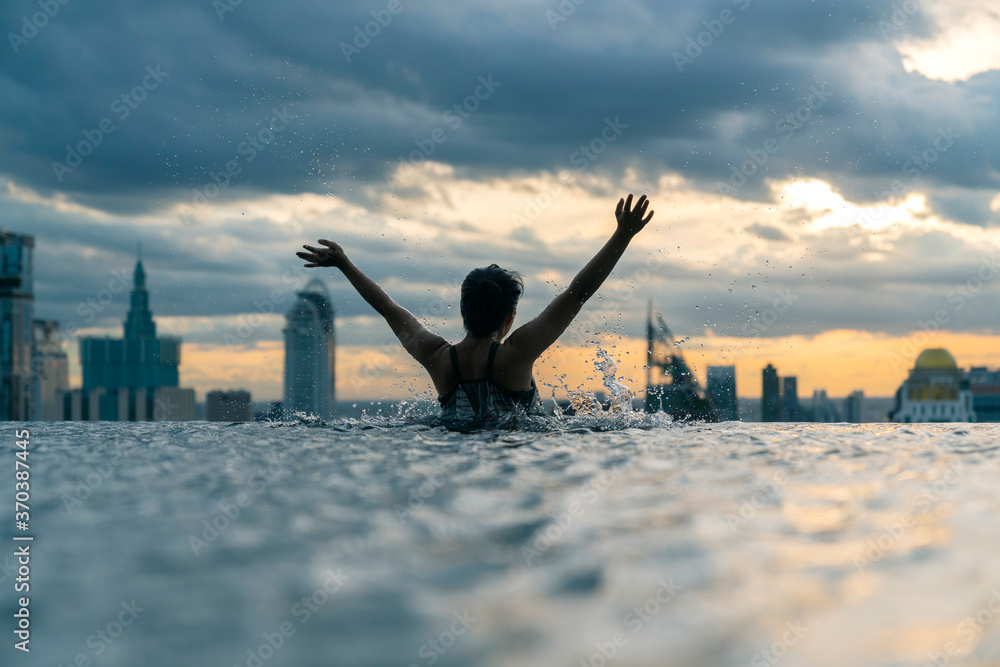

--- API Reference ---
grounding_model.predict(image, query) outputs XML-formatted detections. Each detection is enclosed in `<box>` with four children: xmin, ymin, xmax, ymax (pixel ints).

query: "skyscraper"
<box><xmin>81</xmin><ymin>258</ymin><xmax>180</xmax><ymax>392</ymax></box>
<box><xmin>811</xmin><ymin>389</ymin><xmax>842</xmax><ymax>423</ymax></box>
<box><xmin>0</xmin><ymin>231</ymin><xmax>34</xmax><ymax>421</ymax></box>
<box><xmin>782</xmin><ymin>376</ymin><xmax>800</xmax><ymax>421</ymax></box>
<box><xmin>966</xmin><ymin>367</ymin><xmax>1000</xmax><ymax>422</ymax></box>
<box><xmin>284</xmin><ymin>278</ymin><xmax>336</xmax><ymax>419</ymax></box>
<box><xmin>76</xmin><ymin>256</ymin><xmax>194</xmax><ymax>420</ymax></box>
<box><xmin>762</xmin><ymin>363</ymin><xmax>781</xmax><ymax>422</ymax></box>
<box><xmin>32</xmin><ymin>319</ymin><xmax>69</xmax><ymax>420</ymax></box>
<box><xmin>706</xmin><ymin>365</ymin><xmax>738</xmax><ymax>421</ymax></box>
<box><xmin>845</xmin><ymin>390</ymin><xmax>865</xmax><ymax>423</ymax></box>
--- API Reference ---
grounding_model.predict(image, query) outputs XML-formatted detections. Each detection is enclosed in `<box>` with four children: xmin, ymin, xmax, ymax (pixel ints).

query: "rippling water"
<box><xmin>3</xmin><ymin>417</ymin><xmax>1000</xmax><ymax>667</ymax></box>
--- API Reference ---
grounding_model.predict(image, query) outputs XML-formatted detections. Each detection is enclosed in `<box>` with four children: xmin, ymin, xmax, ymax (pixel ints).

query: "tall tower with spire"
<box><xmin>123</xmin><ymin>258</ymin><xmax>156</xmax><ymax>339</ymax></box>
<box><xmin>76</xmin><ymin>252</ymin><xmax>192</xmax><ymax>420</ymax></box>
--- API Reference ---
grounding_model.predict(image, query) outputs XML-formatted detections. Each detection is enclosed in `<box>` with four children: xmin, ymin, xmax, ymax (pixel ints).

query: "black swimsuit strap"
<box><xmin>449</xmin><ymin>345</ymin><xmax>463</xmax><ymax>383</ymax></box>
<box><xmin>486</xmin><ymin>341</ymin><xmax>500</xmax><ymax>379</ymax></box>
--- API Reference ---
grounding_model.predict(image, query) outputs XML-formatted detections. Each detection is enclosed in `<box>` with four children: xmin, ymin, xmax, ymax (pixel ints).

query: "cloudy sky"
<box><xmin>5</xmin><ymin>0</ymin><xmax>1000</xmax><ymax>403</ymax></box>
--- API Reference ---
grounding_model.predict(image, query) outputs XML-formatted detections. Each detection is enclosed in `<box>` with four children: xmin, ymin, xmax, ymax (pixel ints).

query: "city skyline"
<box><xmin>17</xmin><ymin>213</ymin><xmax>1000</xmax><ymax>405</ymax></box>
<box><xmin>4</xmin><ymin>0</ymin><xmax>999</xmax><ymax>408</ymax></box>
<box><xmin>17</xmin><ymin>237</ymin><xmax>1000</xmax><ymax>408</ymax></box>
<box><xmin>10</xmin><ymin>229</ymin><xmax>998</xmax><ymax>423</ymax></box>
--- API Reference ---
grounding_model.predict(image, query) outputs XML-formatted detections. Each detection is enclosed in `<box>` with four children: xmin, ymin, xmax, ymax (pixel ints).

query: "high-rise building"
<box><xmin>782</xmin><ymin>376</ymin><xmax>800</xmax><ymax>421</ymax></box>
<box><xmin>73</xmin><ymin>256</ymin><xmax>194</xmax><ymax>420</ymax></box>
<box><xmin>284</xmin><ymin>278</ymin><xmax>336</xmax><ymax>419</ymax></box>
<box><xmin>889</xmin><ymin>349</ymin><xmax>974</xmax><ymax>423</ymax></box>
<box><xmin>0</xmin><ymin>231</ymin><xmax>34</xmax><ymax>421</ymax></box>
<box><xmin>811</xmin><ymin>389</ymin><xmax>842</xmax><ymax>422</ymax></box>
<box><xmin>706</xmin><ymin>365</ymin><xmax>738</xmax><ymax>421</ymax></box>
<box><xmin>64</xmin><ymin>388</ymin><xmax>101</xmax><ymax>421</ymax></box>
<box><xmin>206</xmin><ymin>389</ymin><xmax>252</xmax><ymax>421</ymax></box>
<box><xmin>967</xmin><ymin>367</ymin><xmax>1000</xmax><ymax>422</ymax></box>
<box><xmin>761</xmin><ymin>363</ymin><xmax>781</xmax><ymax>422</ymax></box>
<box><xmin>80</xmin><ymin>258</ymin><xmax>180</xmax><ymax>392</ymax></box>
<box><xmin>32</xmin><ymin>319</ymin><xmax>69</xmax><ymax>420</ymax></box>
<box><xmin>151</xmin><ymin>386</ymin><xmax>197</xmax><ymax>421</ymax></box>
<box><xmin>845</xmin><ymin>390</ymin><xmax>865</xmax><ymax>423</ymax></box>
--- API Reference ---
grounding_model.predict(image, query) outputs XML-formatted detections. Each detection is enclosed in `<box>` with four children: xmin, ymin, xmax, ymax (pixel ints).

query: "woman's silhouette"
<box><xmin>297</xmin><ymin>193</ymin><xmax>654</xmax><ymax>427</ymax></box>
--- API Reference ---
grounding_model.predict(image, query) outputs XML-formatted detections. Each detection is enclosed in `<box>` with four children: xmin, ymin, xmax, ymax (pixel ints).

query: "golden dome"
<box><xmin>914</xmin><ymin>348</ymin><xmax>958</xmax><ymax>370</ymax></box>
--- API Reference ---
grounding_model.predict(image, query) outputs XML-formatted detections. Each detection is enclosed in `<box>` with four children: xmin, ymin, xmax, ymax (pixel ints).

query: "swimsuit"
<box><xmin>438</xmin><ymin>341</ymin><xmax>541</xmax><ymax>429</ymax></box>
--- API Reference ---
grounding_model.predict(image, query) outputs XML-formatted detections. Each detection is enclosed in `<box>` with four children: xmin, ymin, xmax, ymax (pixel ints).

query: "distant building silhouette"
<box><xmin>150</xmin><ymin>387</ymin><xmax>197</xmax><ymax>421</ymax></box>
<box><xmin>845</xmin><ymin>390</ymin><xmax>864</xmax><ymax>423</ymax></box>
<box><xmin>284</xmin><ymin>278</ymin><xmax>336</xmax><ymax>419</ymax></box>
<box><xmin>0</xmin><ymin>231</ymin><xmax>34</xmax><ymax>420</ymax></box>
<box><xmin>72</xmin><ymin>255</ymin><xmax>195</xmax><ymax>420</ymax></box>
<box><xmin>206</xmin><ymin>389</ymin><xmax>252</xmax><ymax>421</ymax></box>
<box><xmin>810</xmin><ymin>389</ymin><xmax>841</xmax><ymax>422</ymax></box>
<box><xmin>967</xmin><ymin>367</ymin><xmax>1000</xmax><ymax>422</ymax></box>
<box><xmin>80</xmin><ymin>259</ymin><xmax>180</xmax><ymax>391</ymax></box>
<box><xmin>782</xmin><ymin>376</ymin><xmax>800</xmax><ymax>421</ymax></box>
<box><xmin>761</xmin><ymin>364</ymin><xmax>781</xmax><ymax>422</ymax></box>
<box><xmin>890</xmin><ymin>348</ymin><xmax>973</xmax><ymax>423</ymax></box>
<box><xmin>32</xmin><ymin>319</ymin><xmax>68</xmax><ymax>420</ymax></box>
<box><xmin>706</xmin><ymin>365</ymin><xmax>738</xmax><ymax>420</ymax></box>
<box><xmin>644</xmin><ymin>303</ymin><xmax>718</xmax><ymax>421</ymax></box>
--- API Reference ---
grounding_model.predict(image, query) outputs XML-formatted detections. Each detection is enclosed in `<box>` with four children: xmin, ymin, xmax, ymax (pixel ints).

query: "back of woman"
<box><xmin>439</xmin><ymin>340</ymin><xmax>541</xmax><ymax>429</ymax></box>
<box><xmin>296</xmin><ymin>194</ymin><xmax>654</xmax><ymax>430</ymax></box>
<box><xmin>436</xmin><ymin>264</ymin><xmax>541</xmax><ymax>428</ymax></box>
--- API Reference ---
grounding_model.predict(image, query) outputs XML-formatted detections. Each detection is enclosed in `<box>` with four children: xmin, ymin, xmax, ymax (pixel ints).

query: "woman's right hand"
<box><xmin>615</xmin><ymin>194</ymin><xmax>654</xmax><ymax>238</ymax></box>
<box><xmin>297</xmin><ymin>239</ymin><xmax>348</xmax><ymax>269</ymax></box>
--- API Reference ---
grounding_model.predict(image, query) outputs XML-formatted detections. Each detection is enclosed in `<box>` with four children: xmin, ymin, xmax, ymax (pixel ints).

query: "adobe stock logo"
<box><xmin>877</xmin><ymin>0</ymin><xmax>923</xmax><ymax>39</ymax></box>
<box><xmin>7</xmin><ymin>0</ymin><xmax>72</xmax><ymax>54</ymax></box>
<box><xmin>672</xmin><ymin>0</ymin><xmax>752</xmax><ymax>72</ymax></box>
<box><xmin>339</xmin><ymin>0</ymin><xmax>415</xmax><ymax>63</ymax></box>
<box><xmin>716</xmin><ymin>84</ymin><xmax>832</xmax><ymax>196</ymax></box>
<box><xmin>386</xmin><ymin>75</ymin><xmax>502</xmax><ymax>186</ymax></box>
<box><xmin>51</xmin><ymin>65</ymin><xmax>170</xmax><ymax>183</ymax></box>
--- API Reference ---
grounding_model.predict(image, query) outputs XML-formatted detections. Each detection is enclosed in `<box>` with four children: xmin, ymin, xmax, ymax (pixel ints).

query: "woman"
<box><xmin>297</xmin><ymin>193</ymin><xmax>654</xmax><ymax>427</ymax></box>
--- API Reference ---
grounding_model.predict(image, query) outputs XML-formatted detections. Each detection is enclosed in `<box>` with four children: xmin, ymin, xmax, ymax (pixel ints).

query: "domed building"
<box><xmin>889</xmin><ymin>348</ymin><xmax>974</xmax><ymax>423</ymax></box>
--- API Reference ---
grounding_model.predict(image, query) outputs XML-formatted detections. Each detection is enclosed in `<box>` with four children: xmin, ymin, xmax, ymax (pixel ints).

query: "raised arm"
<box><xmin>505</xmin><ymin>194</ymin><xmax>654</xmax><ymax>361</ymax></box>
<box><xmin>296</xmin><ymin>240</ymin><xmax>448</xmax><ymax>366</ymax></box>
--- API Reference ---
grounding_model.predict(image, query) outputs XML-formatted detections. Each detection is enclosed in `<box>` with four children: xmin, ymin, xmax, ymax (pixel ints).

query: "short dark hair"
<box><xmin>460</xmin><ymin>264</ymin><xmax>523</xmax><ymax>337</ymax></box>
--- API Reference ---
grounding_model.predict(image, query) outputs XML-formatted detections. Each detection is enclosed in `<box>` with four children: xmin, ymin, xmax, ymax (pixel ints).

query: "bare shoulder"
<box><xmin>493</xmin><ymin>339</ymin><xmax>535</xmax><ymax>391</ymax></box>
<box><xmin>423</xmin><ymin>341</ymin><xmax>457</xmax><ymax>395</ymax></box>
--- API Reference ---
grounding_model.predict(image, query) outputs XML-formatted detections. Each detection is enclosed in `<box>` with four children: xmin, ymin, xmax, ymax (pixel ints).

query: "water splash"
<box><xmin>593</xmin><ymin>346</ymin><xmax>634</xmax><ymax>414</ymax></box>
<box><xmin>263</xmin><ymin>410</ymin><xmax>329</xmax><ymax>427</ymax></box>
<box><xmin>546</xmin><ymin>345</ymin><xmax>671</xmax><ymax>430</ymax></box>
<box><xmin>274</xmin><ymin>346</ymin><xmax>675</xmax><ymax>432</ymax></box>
<box><xmin>557</xmin><ymin>345</ymin><xmax>636</xmax><ymax>417</ymax></box>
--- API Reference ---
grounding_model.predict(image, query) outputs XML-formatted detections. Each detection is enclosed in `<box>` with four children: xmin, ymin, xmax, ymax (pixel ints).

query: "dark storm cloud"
<box><xmin>6</xmin><ymin>0</ymin><xmax>1000</xmax><ymax>352</ymax></box>
<box><xmin>2</xmin><ymin>0</ymin><xmax>998</xmax><ymax>221</ymax></box>
<box><xmin>26</xmin><ymin>190</ymin><xmax>999</xmax><ymax>348</ymax></box>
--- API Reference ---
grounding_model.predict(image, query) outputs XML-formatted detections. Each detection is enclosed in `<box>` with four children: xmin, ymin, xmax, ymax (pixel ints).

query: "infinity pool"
<box><xmin>3</xmin><ymin>419</ymin><xmax>999</xmax><ymax>666</ymax></box>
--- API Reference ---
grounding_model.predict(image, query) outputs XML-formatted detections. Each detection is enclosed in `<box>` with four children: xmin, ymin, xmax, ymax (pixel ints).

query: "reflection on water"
<box><xmin>3</xmin><ymin>417</ymin><xmax>1000</xmax><ymax>666</ymax></box>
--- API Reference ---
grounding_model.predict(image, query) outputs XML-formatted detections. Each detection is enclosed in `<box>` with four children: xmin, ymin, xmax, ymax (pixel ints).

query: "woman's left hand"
<box><xmin>615</xmin><ymin>194</ymin><xmax>654</xmax><ymax>238</ymax></box>
<box><xmin>296</xmin><ymin>239</ymin><xmax>347</xmax><ymax>269</ymax></box>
